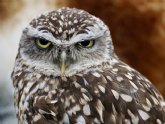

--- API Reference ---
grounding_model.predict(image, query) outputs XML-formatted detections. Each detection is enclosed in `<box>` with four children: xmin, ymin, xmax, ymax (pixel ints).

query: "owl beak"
<box><xmin>60</xmin><ymin>51</ymin><xmax>68</xmax><ymax>74</ymax></box>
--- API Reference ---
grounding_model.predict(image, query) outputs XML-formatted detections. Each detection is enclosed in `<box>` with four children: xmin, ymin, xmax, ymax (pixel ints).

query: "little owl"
<box><xmin>11</xmin><ymin>7</ymin><xmax>165</xmax><ymax>124</ymax></box>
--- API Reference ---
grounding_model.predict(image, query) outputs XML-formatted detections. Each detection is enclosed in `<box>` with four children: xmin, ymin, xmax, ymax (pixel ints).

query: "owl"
<box><xmin>11</xmin><ymin>7</ymin><xmax>165</xmax><ymax>124</ymax></box>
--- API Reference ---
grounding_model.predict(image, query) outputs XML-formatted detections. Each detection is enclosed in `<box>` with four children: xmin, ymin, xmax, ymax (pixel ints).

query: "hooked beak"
<box><xmin>60</xmin><ymin>51</ymin><xmax>68</xmax><ymax>74</ymax></box>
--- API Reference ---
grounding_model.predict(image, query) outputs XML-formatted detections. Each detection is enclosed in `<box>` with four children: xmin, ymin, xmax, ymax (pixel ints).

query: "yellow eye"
<box><xmin>35</xmin><ymin>39</ymin><xmax>52</xmax><ymax>49</ymax></box>
<box><xmin>78</xmin><ymin>40</ymin><xmax>95</xmax><ymax>48</ymax></box>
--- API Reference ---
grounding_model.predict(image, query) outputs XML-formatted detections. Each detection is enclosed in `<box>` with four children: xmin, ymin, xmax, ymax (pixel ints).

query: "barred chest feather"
<box><xmin>12</xmin><ymin>62</ymin><xmax>165</xmax><ymax>124</ymax></box>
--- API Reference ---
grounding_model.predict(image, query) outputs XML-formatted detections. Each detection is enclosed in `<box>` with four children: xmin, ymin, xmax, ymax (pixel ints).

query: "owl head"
<box><xmin>18</xmin><ymin>7</ymin><xmax>116</xmax><ymax>76</ymax></box>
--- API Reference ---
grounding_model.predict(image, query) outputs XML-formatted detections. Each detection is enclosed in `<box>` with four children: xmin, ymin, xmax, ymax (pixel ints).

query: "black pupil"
<box><xmin>81</xmin><ymin>40</ymin><xmax>91</xmax><ymax>46</ymax></box>
<box><xmin>40</xmin><ymin>39</ymin><xmax>49</xmax><ymax>45</ymax></box>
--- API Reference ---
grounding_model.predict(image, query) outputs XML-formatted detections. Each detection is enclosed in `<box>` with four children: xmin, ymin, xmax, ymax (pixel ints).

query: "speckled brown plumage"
<box><xmin>11</xmin><ymin>7</ymin><xmax>165</xmax><ymax>124</ymax></box>
<box><xmin>12</xmin><ymin>60</ymin><xmax>165</xmax><ymax>123</ymax></box>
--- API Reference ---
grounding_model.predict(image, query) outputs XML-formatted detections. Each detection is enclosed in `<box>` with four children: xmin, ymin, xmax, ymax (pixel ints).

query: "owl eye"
<box><xmin>78</xmin><ymin>40</ymin><xmax>95</xmax><ymax>48</ymax></box>
<box><xmin>35</xmin><ymin>38</ymin><xmax>52</xmax><ymax>49</ymax></box>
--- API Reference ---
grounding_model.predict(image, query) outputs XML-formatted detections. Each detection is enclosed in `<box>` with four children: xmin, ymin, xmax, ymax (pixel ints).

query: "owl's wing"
<box><xmin>88</xmin><ymin>62</ymin><xmax>165</xmax><ymax>124</ymax></box>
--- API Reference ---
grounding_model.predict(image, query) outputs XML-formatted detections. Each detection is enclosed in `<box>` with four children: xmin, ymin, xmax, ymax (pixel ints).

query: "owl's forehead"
<box><xmin>28</xmin><ymin>8</ymin><xmax>104</xmax><ymax>43</ymax></box>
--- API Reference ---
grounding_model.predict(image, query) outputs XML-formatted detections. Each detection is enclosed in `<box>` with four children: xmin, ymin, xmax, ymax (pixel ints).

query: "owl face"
<box><xmin>18</xmin><ymin>8</ymin><xmax>115</xmax><ymax>76</ymax></box>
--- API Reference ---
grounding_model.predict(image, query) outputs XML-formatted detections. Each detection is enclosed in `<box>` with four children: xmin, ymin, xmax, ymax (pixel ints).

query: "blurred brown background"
<box><xmin>0</xmin><ymin>0</ymin><xmax>165</xmax><ymax>123</ymax></box>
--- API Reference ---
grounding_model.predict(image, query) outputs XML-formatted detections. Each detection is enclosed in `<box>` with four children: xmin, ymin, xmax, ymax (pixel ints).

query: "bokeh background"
<box><xmin>0</xmin><ymin>0</ymin><xmax>165</xmax><ymax>123</ymax></box>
